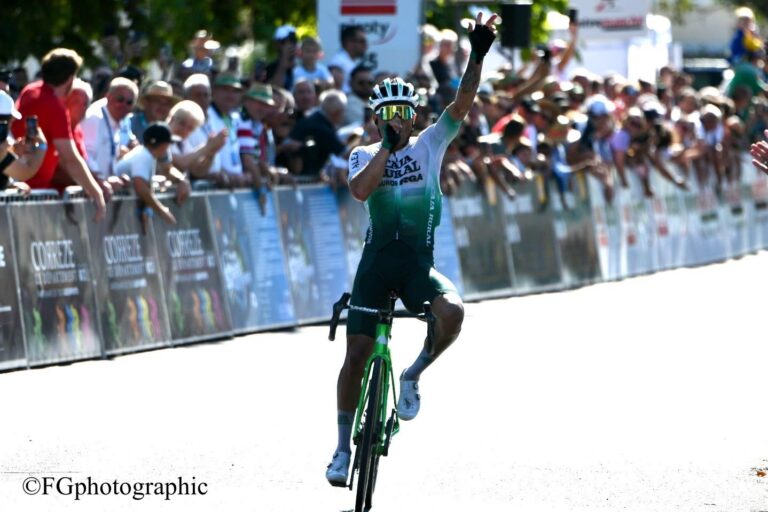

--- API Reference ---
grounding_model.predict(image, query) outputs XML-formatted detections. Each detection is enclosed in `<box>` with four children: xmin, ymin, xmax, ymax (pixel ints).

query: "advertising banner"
<box><xmin>503</xmin><ymin>182</ymin><xmax>562</xmax><ymax>293</ymax></box>
<box><xmin>153</xmin><ymin>195</ymin><xmax>232</xmax><ymax>342</ymax></box>
<box><xmin>0</xmin><ymin>204</ymin><xmax>26</xmax><ymax>369</ymax></box>
<box><xmin>275</xmin><ymin>185</ymin><xmax>350</xmax><ymax>323</ymax></box>
<box><xmin>86</xmin><ymin>198</ymin><xmax>170</xmax><ymax>354</ymax></box>
<box><xmin>721</xmin><ymin>181</ymin><xmax>750</xmax><ymax>259</ymax></box>
<box><xmin>616</xmin><ymin>186</ymin><xmax>655</xmax><ymax>277</ymax></box>
<box><xmin>207</xmin><ymin>191</ymin><xmax>296</xmax><ymax>332</ymax></box>
<box><xmin>744</xmin><ymin>157</ymin><xmax>768</xmax><ymax>252</ymax></box>
<box><xmin>550</xmin><ymin>174</ymin><xmax>602</xmax><ymax>287</ymax></box>
<box><xmin>335</xmin><ymin>187</ymin><xmax>369</xmax><ymax>290</ymax></box>
<box><xmin>570</xmin><ymin>0</ymin><xmax>651</xmax><ymax>40</ymax></box>
<box><xmin>10</xmin><ymin>201</ymin><xmax>101</xmax><ymax>365</ymax></box>
<box><xmin>317</xmin><ymin>0</ymin><xmax>422</xmax><ymax>77</ymax></box>
<box><xmin>433</xmin><ymin>196</ymin><xmax>464</xmax><ymax>298</ymax></box>
<box><xmin>588</xmin><ymin>177</ymin><xmax>623</xmax><ymax>281</ymax></box>
<box><xmin>449</xmin><ymin>181</ymin><xmax>513</xmax><ymax>299</ymax></box>
<box><xmin>683</xmin><ymin>186</ymin><xmax>728</xmax><ymax>267</ymax></box>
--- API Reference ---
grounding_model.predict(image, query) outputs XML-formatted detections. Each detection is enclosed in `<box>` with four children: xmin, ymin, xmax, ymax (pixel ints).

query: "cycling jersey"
<box><xmin>348</xmin><ymin>111</ymin><xmax>462</xmax><ymax>256</ymax></box>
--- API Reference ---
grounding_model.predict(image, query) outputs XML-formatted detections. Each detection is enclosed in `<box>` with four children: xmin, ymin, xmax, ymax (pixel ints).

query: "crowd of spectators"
<box><xmin>2</xmin><ymin>8</ymin><xmax>768</xmax><ymax>224</ymax></box>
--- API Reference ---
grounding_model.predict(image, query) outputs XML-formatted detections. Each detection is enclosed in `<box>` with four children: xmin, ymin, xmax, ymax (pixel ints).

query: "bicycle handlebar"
<box><xmin>328</xmin><ymin>292</ymin><xmax>436</xmax><ymax>354</ymax></box>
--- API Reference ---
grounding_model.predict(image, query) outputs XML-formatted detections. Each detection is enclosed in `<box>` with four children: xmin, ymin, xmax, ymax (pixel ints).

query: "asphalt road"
<box><xmin>1</xmin><ymin>252</ymin><xmax>768</xmax><ymax>511</ymax></box>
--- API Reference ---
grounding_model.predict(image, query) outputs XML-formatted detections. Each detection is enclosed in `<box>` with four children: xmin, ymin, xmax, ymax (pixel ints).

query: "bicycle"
<box><xmin>329</xmin><ymin>291</ymin><xmax>436</xmax><ymax>512</ymax></box>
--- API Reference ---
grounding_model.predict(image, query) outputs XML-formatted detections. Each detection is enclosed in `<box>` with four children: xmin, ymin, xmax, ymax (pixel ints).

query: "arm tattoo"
<box><xmin>459</xmin><ymin>64</ymin><xmax>480</xmax><ymax>95</ymax></box>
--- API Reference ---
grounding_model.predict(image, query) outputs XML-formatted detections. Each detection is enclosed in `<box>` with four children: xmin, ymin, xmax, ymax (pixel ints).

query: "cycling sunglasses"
<box><xmin>376</xmin><ymin>104</ymin><xmax>415</xmax><ymax>121</ymax></box>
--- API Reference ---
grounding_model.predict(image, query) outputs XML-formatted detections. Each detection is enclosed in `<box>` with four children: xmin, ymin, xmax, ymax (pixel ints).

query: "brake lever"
<box><xmin>422</xmin><ymin>302</ymin><xmax>436</xmax><ymax>356</ymax></box>
<box><xmin>329</xmin><ymin>292</ymin><xmax>352</xmax><ymax>341</ymax></box>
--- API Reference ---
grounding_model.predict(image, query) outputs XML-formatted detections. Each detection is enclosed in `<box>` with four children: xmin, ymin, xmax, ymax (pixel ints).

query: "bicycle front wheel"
<box><xmin>355</xmin><ymin>356</ymin><xmax>384</xmax><ymax>512</ymax></box>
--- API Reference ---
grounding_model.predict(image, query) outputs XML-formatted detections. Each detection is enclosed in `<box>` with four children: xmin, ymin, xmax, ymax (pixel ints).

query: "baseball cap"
<box><xmin>245</xmin><ymin>83</ymin><xmax>275</xmax><ymax>105</ymax></box>
<box><xmin>0</xmin><ymin>90</ymin><xmax>21</xmax><ymax>119</ymax></box>
<box><xmin>585</xmin><ymin>94</ymin><xmax>615</xmax><ymax>117</ymax></box>
<box><xmin>213</xmin><ymin>72</ymin><xmax>243</xmax><ymax>89</ymax></box>
<box><xmin>274</xmin><ymin>25</ymin><xmax>297</xmax><ymax>41</ymax></box>
<box><xmin>143</xmin><ymin>122</ymin><xmax>181</xmax><ymax>146</ymax></box>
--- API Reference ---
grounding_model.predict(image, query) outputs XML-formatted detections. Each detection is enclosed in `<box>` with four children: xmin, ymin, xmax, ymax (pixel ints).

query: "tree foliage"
<box><xmin>0</xmin><ymin>0</ymin><xmax>708</xmax><ymax>67</ymax></box>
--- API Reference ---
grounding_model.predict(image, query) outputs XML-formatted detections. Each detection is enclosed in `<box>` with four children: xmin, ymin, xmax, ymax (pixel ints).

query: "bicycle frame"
<box><xmin>352</xmin><ymin>314</ymin><xmax>401</xmax><ymax>457</ymax></box>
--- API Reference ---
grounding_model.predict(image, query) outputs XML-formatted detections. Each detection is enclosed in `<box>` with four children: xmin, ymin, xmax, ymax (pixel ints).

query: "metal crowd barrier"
<box><xmin>0</xmin><ymin>152</ymin><xmax>765</xmax><ymax>371</ymax></box>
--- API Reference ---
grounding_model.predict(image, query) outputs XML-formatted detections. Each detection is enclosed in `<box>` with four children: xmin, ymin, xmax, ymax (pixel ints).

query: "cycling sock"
<box><xmin>402</xmin><ymin>348</ymin><xmax>434</xmax><ymax>381</ymax></box>
<box><xmin>336</xmin><ymin>410</ymin><xmax>355</xmax><ymax>454</ymax></box>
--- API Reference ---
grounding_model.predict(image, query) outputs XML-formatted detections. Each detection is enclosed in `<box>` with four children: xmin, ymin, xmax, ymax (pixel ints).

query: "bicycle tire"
<box><xmin>355</xmin><ymin>357</ymin><xmax>384</xmax><ymax>512</ymax></box>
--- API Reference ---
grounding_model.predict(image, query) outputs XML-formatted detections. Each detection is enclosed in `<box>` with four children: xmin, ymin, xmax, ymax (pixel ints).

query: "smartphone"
<box><xmin>568</xmin><ymin>8</ymin><xmax>578</xmax><ymax>25</ymax></box>
<box><xmin>0</xmin><ymin>121</ymin><xmax>8</xmax><ymax>142</ymax></box>
<box><xmin>25</xmin><ymin>115</ymin><xmax>38</xmax><ymax>142</ymax></box>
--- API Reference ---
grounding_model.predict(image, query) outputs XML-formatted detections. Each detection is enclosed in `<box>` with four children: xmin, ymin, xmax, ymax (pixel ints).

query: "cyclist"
<box><xmin>326</xmin><ymin>12</ymin><xmax>498</xmax><ymax>486</ymax></box>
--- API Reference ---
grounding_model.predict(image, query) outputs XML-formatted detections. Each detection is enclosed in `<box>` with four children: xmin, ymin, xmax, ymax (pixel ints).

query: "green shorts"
<box><xmin>347</xmin><ymin>240</ymin><xmax>458</xmax><ymax>338</ymax></box>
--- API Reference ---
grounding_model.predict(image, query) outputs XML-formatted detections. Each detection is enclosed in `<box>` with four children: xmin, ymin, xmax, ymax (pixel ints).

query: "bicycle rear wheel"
<box><xmin>355</xmin><ymin>357</ymin><xmax>384</xmax><ymax>512</ymax></box>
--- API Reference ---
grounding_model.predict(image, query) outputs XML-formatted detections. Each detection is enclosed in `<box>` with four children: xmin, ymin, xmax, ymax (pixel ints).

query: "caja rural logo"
<box><xmin>595</xmin><ymin>1</ymin><xmax>617</xmax><ymax>12</ymax></box>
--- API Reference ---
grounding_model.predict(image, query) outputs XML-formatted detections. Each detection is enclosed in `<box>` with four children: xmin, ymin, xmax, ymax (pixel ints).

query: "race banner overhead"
<box><xmin>318</xmin><ymin>0</ymin><xmax>422</xmax><ymax>76</ymax></box>
<box><xmin>570</xmin><ymin>0</ymin><xmax>651</xmax><ymax>39</ymax></box>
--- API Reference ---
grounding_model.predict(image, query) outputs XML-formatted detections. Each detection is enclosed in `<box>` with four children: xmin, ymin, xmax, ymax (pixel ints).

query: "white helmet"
<box><xmin>368</xmin><ymin>77</ymin><xmax>419</xmax><ymax>111</ymax></box>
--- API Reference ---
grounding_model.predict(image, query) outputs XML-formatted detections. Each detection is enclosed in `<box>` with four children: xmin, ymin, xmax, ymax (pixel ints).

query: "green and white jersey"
<box><xmin>349</xmin><ymin>111</ymin><xmax>462</xmax><ymax>255</ymax></box>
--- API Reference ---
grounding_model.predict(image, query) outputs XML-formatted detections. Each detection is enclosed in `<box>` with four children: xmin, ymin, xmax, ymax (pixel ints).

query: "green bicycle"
<box><xmin>329</xmin><ymin>292</ymin><xmax>435</xmax><ymax>512</ymax></box>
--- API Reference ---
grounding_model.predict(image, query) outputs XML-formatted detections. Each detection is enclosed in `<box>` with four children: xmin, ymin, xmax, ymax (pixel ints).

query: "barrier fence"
<box><xmin>0</xmin><ymin>153</ymin><xmax>766</xmax><ymax>370</ymax></box>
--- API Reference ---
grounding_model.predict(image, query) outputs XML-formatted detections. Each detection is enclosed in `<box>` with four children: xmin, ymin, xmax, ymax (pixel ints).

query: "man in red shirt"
<box><xmin>12</xmin><ymin>48</ymin><xmax>105</xmax><ymax>221</ymax></box>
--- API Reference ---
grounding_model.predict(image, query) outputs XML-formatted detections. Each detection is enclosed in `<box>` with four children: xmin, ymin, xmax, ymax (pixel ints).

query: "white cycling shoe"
<box><xmin>325</xmin><ymin>451</ymin><xmax>351</xmax><ymax>487</ymax></box>
<box><xmin>397</xmin><ymin>371</ymin><xmax>421</xmax><ymax>421</ymax></box>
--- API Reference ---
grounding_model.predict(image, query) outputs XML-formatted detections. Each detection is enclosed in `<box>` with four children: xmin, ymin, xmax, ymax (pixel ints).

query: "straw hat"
<box><xmin>139</xmin><ymin>80</ymin><xmax>180</xmax><ymax>108</ymax></box>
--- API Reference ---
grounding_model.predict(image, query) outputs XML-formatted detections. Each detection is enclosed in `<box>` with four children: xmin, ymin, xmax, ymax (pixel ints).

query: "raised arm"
<box><xmin>446</xmin><ymin>12</ymin><xmax>498</xmax><ymax>122</ymax></box>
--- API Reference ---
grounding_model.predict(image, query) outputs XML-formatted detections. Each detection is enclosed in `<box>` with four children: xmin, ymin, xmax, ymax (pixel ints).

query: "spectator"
<box><xmin>116</xmin><ymin>122</ymin><xmax>185</xmax><ymax>225</ymax></box>
<box><xmin>131</xmin><ymin>80</ymin><xmax>180</xmax><ymax>140</ymax></box>
<box><xmin>207</xmin><ymin>72</ymin><xmax>245</xmax><ymax>183</ymax></box>
<box><xmin>52</xmin><ymin>79</ymin><xmax>93</xmax><ymax>191</ymax></box>
<box><xmin>293</xmin><ymin>36</ymin><xmax>334</xmax><ymax>88</ymax></box>
<box><xmin>266</xmin><ymin>25</ymin><xmax>298</xmax><ymax>91</ymax></box>
<box><xmin>430</xmin><ymin>29</ymin><xmax>460</xmax><ymax>96</ymax></box>
<box><xmin>180</xmin><ymin>30</ymin><xmax>219</xmax><ymax>77</ymax></box>
<box><xmin>180</xmin><ymin>73</ymin><xmax>225</xmax><ymax>180</ymax></box>
<box><xmin>167</xmin><ymin>99</ymin><xmax>219</xmax><ymax>182</ymax></box>
<box><xmin>11</xmin><ymin>48</ymin><xmax>105</xmax><ymax>219</ymax></box>
<box><xmin>80</xmin><ymin>77</ymin><xmax>138</xmax><ymax>187</ymax></box>
<box><xmin>292</xmin><ymin>79</ymin><xmax>319</xmax><ymax>121</ymax></box>
<box><xmin>726</xmin><ymin>50</ymin><xmax>768</xmax><ymax>99</ymax></box>
<box><xmin>328</xmin><ymin>25</ymin><xmax>368</xmax><ymax>92</ymax></box>
<box><xmin>238</xmin><ymin>83</ymin><xmax>280</xmax><ymax>208</ymax></box>
<box><xmin>343</xmin><ymin>65</ymin><xmax>374</xmax><ymax>126</ymax></box>
<box><xmin>0</xmin><ymin>90</ymin><xmax>46</xmax><ymax>192</ymax></box>
<box><xmin>729</xmin><ymin>7</ymin><xmax>763</xmax><ymax>65</ymax></box>
<box><xmin>284</xmin><ymin>89</ymin><xmax>349</xmax><ymax>177</ymax></box>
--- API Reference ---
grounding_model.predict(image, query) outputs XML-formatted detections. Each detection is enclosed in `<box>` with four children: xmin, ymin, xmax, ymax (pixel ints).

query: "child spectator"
<box><xmin>115</xmin><ymin>122</ymin><xmax>186</xmax><ymax>225</ymax></box>
<box><xmin>293</xmin><ymin>36</ymin><xmax>334</xmax><ymax>89</ymax></box>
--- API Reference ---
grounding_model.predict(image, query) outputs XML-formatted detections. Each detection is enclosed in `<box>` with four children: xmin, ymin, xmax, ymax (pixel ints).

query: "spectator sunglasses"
<box><xmin>376</xmin><ymin>104</ymin><xmax>415</xmax><ymax>122</ymax></box>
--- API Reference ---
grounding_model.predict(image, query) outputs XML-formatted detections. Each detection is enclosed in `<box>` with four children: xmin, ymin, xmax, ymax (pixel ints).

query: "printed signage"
<box><xmin>152</xmin><ymin>195</ymin><xmax>231</xmax><ymax>342</ymax></box>
<box><xmin>570</xmin><ymin>0</ymin><xmax>651</xmax><ymax>39</ymax></box>
<box><xmin>0</xmin><ymin>205</ymin><xmax>26</xmax><ymax>369</ymax></box>
<box><xmin>10</xmin><ymin>201</ymin><xmax>101</xmax><ymax>365</ymax></box>
<box><xmin>207</xmin><ymin>191</ymin><xmax>296</xmax><ymax>332</ymax></box>
<box><xmin>449</xmin><ymin>181</ymin><xmax>514</xmax><ymax>299</ymax></box>
<box><xmin>275</xmin><ymin>186</ymin><xmax>350</xmax><ymax>323</ymax></box>
<box><xmin>87</xmin><ymin>198</ymin><xmax>171</xmax><ymax>354</ymax></box>
<box><xmin>317</xmin><ymin>0</ymin><xmax>422</xmax><ymax>77</ymax></box>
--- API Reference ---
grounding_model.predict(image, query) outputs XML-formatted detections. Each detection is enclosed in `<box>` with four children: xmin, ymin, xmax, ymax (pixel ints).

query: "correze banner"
<box><xmin>570</xmin><ymin>0</ymin><xmax>651</xmax><ymax>39</ymax></box>
<box><xmin>87</xmin><ymin>198</ymin><xmax>171</xmax><ymax>354</ymax></box>
<box><xmin>10</xmin><ymin>201</ymin><xmax>101</xmax><ymax>365</ymax></box>
<box><xmin>153</xmin><ymin>195</ymin><xmax>231</xmax><ymax>342</ymax></box>
<box><xmin>0</xmin><ymin>204</ymin><xmax>26</xmax><ymax>369</ymax></box>
<box><xmin>318</xmin><ymin>0</ymin><xmax>422</xmax><ymax>76</ymax></box>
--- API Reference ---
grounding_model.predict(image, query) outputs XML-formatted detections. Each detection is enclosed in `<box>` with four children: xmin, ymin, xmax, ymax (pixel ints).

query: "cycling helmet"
<box><xmin>368</xmin><ymin>77</ymin><xmax>419</xmax><ymax>111</ymax></box>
